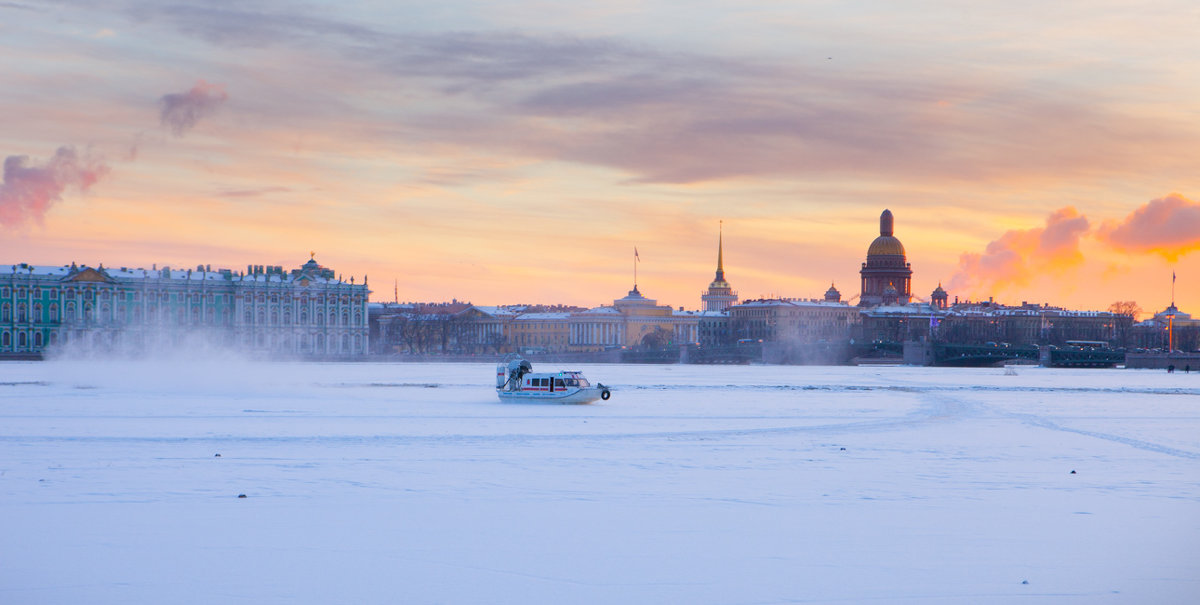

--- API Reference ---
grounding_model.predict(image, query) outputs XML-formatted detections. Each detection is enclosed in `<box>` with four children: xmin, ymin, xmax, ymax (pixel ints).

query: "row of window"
<box><xmin>2</xmin><ymin>286</ymin><xmax>365</xmax><ymax>306</ymax></box>
<box><xmin>1</xmin><ymin>302</ymin><xmax>366</xmax><ymax>327</ymax></box>
<box><xmin>0</xmin><ymin>331</ymin><xmax>47</xmax><ymax>348</ymax></box>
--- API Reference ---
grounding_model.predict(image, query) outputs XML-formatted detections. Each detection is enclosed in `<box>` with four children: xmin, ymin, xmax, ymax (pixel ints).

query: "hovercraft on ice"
<box><xmin>495</xmin><ymin>356</ymin><xmax>611</xmax><ymax>404</ymax></box>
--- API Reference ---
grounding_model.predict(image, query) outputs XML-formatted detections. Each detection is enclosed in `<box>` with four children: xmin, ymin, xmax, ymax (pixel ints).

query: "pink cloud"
<box><xmin>1098</xmin><ymin>193</ymin><xmax>1200</xmax><ymax>261</ymax></box>
<box><xmin>950</xmin><ymin>207</ymin><xmax>1090</xmax><ymax>296</ymax></box>
<box><xmin>0</xmin><ymin>146</ymin><xmax>109</xmax><ymax>229</ymax></box>
<box><xmin>159</xmin><ymin>80</ymin><xmax>228</xmax><ymax>137</ymax></box>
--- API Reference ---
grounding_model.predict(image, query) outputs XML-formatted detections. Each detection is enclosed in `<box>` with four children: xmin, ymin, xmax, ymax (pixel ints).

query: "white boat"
<box><xmin>495</xmin><ymin>357</ymin><xmax>611</xmax><ymax>404</ymax></box>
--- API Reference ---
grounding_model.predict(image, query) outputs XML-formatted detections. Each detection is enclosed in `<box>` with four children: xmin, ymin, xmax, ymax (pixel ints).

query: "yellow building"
<box><xmin>569</xmin><ymin>287</ymin><xmax>700</xmax><ymax>351</ymax></box>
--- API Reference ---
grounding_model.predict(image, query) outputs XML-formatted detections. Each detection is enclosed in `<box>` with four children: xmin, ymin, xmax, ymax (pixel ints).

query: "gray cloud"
<box><xmin>0</xmin><ymin>146</ymin><xmax>109</xmax><ymax>228</ymax></box>
<box><xmin>159</xmin><ymin>80</ymin><xmax>228</xmax><ymax>136</ymax></box>
<box><xmin>57</xmin><ymin>0</ymin><xmax>1200</xmax><ymax>184</ymax></box>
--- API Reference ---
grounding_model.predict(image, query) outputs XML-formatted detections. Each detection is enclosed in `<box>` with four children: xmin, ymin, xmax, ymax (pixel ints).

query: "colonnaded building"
<box><xmin>0</xmin><ymin>256</ymin><xmax>369</xmax><ymax>358</ymax></box>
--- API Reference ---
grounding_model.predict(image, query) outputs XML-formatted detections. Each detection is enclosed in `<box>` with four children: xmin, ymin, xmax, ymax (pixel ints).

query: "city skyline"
<box><xmin>2</xmin><ymin>1</ymin><xmax>1198</xmax><ymax>314</ymax></box>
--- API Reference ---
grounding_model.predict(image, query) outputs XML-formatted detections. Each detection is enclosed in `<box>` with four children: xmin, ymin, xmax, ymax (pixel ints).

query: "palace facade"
<box><xmin>0</xmin><ymin>257</ymin><xmax>369</xmax><ymax>358</ymax></box>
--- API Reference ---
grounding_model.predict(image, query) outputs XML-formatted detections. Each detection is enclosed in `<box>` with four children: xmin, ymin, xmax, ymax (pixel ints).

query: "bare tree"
<box><xmin>1108</xmin><ymin>301</ymin><xmax>1142</xmax><ymax>319</ymax></box>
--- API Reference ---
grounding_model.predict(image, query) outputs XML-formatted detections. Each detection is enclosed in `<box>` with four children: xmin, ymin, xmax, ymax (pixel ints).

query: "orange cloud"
<box><xmin>1098</xmin><ymin>193</ymin><xmax>1200</xmax><ymax>261</ymax></box>
<box><xmin>949</xmin><ymin>207</ymin><xmax>1089</xmax><ymax>296</ymax></box>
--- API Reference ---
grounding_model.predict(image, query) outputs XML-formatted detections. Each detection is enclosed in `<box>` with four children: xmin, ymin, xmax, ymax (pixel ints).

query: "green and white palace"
<box><xmin>0</xmin><ymin>256</ymin><xmax>369</xmax><ymax>359</ymax></box>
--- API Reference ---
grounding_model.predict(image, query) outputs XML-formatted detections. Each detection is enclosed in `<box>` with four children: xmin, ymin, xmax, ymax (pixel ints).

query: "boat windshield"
<box><xmin>566</xmin><ymin>378</ymin><xmax>589</xmax><ymax>387</ymax></box>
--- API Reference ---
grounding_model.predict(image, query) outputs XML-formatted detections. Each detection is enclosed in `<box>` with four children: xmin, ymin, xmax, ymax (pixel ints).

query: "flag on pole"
<box><xmin>634</xmin><ymin>247</ymin><xmax>640</xmax><ymax>261</ymax></box>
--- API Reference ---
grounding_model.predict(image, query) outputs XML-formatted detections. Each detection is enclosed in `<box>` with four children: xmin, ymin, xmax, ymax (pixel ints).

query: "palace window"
<box><xmin>17</xmin><ymin>303</ymin><xmax>26</xmax><ymax>322</ymax></box>
<box><xmin>1</xmin><ymin>332</ymin><xmax>8</xmax><ymax>347</ymax></box>
<box><xmin>1</xmin><ymin>303</ymin><xmax>9</xmax><ymax>322</ymax></box>
<box><xmin>49</xmin><ymin>289</ymin><xmax>58</xmax><ymax>299</ymax></box>
<box><xmin>1</xmin><ymin>287</ymin><xmax>8</xmax><ymax>297</ymax></box>
<box><xmin>35</xmin><ymin>332</ymin><xmax>43</xmax><ymax>347</ymax></box>
<box><xmin>18</xmin><ymin>332</ymin><xmax>26</xmax><ymax>348</ymax></box>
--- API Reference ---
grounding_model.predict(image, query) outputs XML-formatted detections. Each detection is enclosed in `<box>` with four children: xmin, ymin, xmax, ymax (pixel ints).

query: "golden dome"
<box><xmin>867</xmin><ymin>235</ymin><xmax>906</xmax><ymax>257</ymax></box>
<box><xmin>866</xmin><ymin>209</ymin><xmax>905</xmax><ymax>256</ymax></box>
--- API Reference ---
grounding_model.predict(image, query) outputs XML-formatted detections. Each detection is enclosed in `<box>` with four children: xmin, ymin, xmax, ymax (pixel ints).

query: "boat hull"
<box><xmin>497</xmin><ymin>387</ymin><xmax>607</xmax><ymax>404</ymax></box>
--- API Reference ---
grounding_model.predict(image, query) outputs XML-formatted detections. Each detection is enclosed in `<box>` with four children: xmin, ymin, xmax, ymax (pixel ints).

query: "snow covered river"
<box><xmin>1</xmin><ymin>361</ymin><xmax>1197</xmax><ymax>603</ymax></box>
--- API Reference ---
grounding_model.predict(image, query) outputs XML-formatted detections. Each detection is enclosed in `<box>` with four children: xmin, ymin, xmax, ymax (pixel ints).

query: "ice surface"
<box><xmin>1</xmin><ymin>361</ymin><xmax>1198</xmax><ymax>604</ymax></box>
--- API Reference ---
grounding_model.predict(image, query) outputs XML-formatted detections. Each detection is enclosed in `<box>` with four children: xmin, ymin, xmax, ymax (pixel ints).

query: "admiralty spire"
<box><xmin>702</xmin><ymin>222</ymin><xmax>738</xmax><ymax>312</ymax></box>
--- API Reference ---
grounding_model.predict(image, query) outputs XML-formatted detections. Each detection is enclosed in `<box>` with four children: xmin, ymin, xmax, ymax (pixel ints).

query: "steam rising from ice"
<box><xmin>159</xmin><ymin>80</ymin><xmax>228</xmax><ymax>137</ymax></box>
<box><xmin>0</xmin><ymin>146</ymin><xmax>109</xmax><ymax>228</ymax></box>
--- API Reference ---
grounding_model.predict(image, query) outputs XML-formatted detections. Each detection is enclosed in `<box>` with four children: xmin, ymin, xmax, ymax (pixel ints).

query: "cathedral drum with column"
<box><xmin>859</xmin><ymin>209</ymin><xmax>913</xmax><ymax>306</ymax></box>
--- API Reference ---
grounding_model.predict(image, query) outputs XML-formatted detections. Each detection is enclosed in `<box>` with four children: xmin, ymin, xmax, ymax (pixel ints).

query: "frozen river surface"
<box><xmin>1</xmin><ymin>361</ymin><xmax>1198</xmax><ymax>604</ymax></box>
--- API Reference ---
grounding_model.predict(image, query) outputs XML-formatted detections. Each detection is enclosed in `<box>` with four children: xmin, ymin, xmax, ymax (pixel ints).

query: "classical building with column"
<box><xmin>859</xmin><ymin>209</ymin><xmax>913</xmax><ymax>306</ymax></box>
<box><xmin>569</xmin><ymin>286</ymin><xmax>701</xmax><ymax>351</ymax></box>
<box><xmin>0</xmin><ymin>256</ymin><xmax>369</xmax><ymax>358</ymax></box>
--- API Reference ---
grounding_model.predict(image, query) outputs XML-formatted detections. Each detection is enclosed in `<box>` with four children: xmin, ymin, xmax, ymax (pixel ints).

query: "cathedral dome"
<box><xmin>867</xmin><ymin>235</ymin><xmax>906</xmax><ymax>257</ymax></box>
<box><xmin>866</xmin><ymin>209</ymin><xmax>905</xmax><ymax>257</ymax></box>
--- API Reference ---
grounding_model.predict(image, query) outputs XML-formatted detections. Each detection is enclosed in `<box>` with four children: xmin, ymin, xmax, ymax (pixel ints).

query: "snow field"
<box><xmin>1</xmin><ymin>361</ymin><xmax>1198</xmax><ymax>603</ymax></box>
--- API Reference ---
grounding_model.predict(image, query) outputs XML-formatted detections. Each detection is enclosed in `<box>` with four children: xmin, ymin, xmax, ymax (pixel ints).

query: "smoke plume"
<box><xmin>1098</xmin><ymin>193</ymin><xmax>1200</xmax><ymax>261</ymax></box>
<box><xmin>0</xmin><ymin>146</ymin><xmax>110</xmax><ymax>228</ymax></box>
<box><xmin>159</xmin><ymin>80</ymin><xmax>228</xmax><ymax>136</ymax></box>
<box><xmin>950</xmin><ymin>207</ymin><xmax>1090</xmax><ymax>296</ymax></box>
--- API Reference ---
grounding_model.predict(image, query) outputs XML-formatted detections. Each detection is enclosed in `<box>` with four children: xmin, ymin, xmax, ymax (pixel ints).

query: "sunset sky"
<box><xmin>3</xmin><ymin>1</ymin><xmax>1199</xmax><ymax>317</ymax></box>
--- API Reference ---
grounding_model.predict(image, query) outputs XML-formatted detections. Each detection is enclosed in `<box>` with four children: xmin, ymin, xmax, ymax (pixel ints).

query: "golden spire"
<box><xmin>715</xmin><ymin>220</ymin><xmax>725</xmax><ymax>281</ymax></box>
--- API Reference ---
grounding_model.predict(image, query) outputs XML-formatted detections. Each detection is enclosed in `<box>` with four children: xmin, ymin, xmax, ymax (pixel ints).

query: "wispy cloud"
<box><xmin>75</xmin><ymin>1</ymin><xmax>1200</xmax><ymax>185</ymax></box>
<box><xmin>215</xmin><ymin>186</ymin><xmax>292</xmax><ymax>198</ymax></box>
<box><xmin>159</xmin><ymin>80</ymin><xmax>228</xmax><ymax>137</ymax></box>
<box><xmin>949</xmin><ymin>207</ymin><xmax>1090</xmax><ymax>297</ymax></box>
<box><xmin>1098</xmin><ymin>193</ymin><xmax>1200</xmax><ymax>261</ymax></box>
<box><xmin>0</xmin><ymin>146</ymin><xmax>109</xmax><ymax>228</ymax></box>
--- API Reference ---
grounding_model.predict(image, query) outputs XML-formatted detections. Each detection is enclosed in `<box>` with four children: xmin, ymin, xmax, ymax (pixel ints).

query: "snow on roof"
<box><xmin>513</xmin><ymin>312</ymin><xmax>572</xmax><ymax>320</ymax></box>
<box><xmin>578</xmin><ymin>306</ymin><xmax>622</xmax><ymax>315</ymax></box>
<box><xmin>0</xmin><ymin>264</ymin><xmax>71</xmax><ymax>277</ymax></box>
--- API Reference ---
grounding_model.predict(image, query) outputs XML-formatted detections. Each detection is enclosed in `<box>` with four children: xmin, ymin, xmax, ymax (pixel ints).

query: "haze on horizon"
<box><xmin>2</xmin><ymin>0</ymin><xmax>1198</xmax><ymax>316</ymax></box>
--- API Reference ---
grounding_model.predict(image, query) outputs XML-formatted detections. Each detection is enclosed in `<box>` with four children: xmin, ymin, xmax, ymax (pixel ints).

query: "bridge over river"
<box><xmin>904</xmin><ymin>342</ymin><xmax>1125</xmax><ymax>368</ymax></box>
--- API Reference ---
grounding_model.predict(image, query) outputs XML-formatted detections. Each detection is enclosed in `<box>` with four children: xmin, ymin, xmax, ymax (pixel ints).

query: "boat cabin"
<box><xmin>521</xmin><ymin>371</ymin><xmax>591</xmax><ymax>392</ymax></box>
